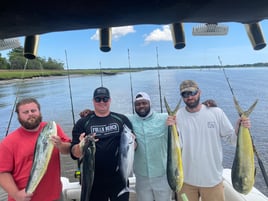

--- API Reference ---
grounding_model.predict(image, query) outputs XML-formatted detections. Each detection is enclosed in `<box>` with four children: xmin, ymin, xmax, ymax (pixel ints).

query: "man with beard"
<box><xmin>0</xmin><ymin>98</ymin><xmax>71</xmax><ymax>201</ymax></box>
<box><xmin>167</xmin><ymin>80</ymin><xmax>251</xmax><ymax>201</ymax></box>
<box><xmin>127</xmin><ymin>92</ymin><xmax>172</xmax><ymax>201</ymax></box>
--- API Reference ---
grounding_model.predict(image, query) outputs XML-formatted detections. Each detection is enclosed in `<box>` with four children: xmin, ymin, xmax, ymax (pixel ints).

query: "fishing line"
<box><xmin>156</xmin><ymin>46</ymin><xmax>163</xmax><ymax>113</ymax></box>
<box><xmin>64</xmin><ymin>50</ymin><xmax>81</xmax><ymax>183</ymax></box>
<box><xmin>128</xmin><ymin>48</ymin><xmax>134</xmax><ymax>114</ymax></box>
<box><xmin>5</xmin><ymin>59</ymin><xmax>29</xmax><ymax>136</ymax></box>
<box><xmin>218</xmin><ymin>56</ymin><xmax>268</xmax><ymax>189</ymax></box>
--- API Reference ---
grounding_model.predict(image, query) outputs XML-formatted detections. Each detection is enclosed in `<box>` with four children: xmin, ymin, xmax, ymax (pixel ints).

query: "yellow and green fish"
<box><xmin>164</xmin><ymin>97</ymin><xmax>183</xmax><ymax>192</ymax></box>
<box><xmin>26</xmin><ymin>121</ymin><xmax>57</xmax><ymax>193</ymax></box>
<box><xmin>231</xmin><ymin>97</ymin><xmax>258</xmax><ymax>194</ymax></box>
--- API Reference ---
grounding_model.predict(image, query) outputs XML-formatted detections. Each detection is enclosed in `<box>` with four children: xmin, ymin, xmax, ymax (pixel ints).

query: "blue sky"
<box><xmin>2</xmin><ymin>20</ymin><xmax>268</xmax><ymax>69</ymax></box>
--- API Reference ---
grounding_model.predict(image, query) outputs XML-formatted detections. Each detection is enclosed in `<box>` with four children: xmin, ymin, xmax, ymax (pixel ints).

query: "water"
<box><xmin>0</xmin><ymin>67</ymin><xmax>268</xmax><ymax>197</ymax></box>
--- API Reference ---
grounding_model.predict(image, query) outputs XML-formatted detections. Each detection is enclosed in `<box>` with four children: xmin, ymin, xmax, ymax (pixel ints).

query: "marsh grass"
<box><xmin>0</xmin><ymin>69</ymin><xmax>134</xmax><ymax>80</ymax></box>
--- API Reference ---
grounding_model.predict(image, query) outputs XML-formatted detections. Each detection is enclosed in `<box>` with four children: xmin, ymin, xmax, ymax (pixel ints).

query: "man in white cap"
<box><xmin>167</xmin><ymin>80</ymin><xmax>251</xmax><ymax>201</ymax></box>
<box><xmin>127</xmin><ymin>92</ymin><xmax>172</xmax><ymax>201</ymax></box>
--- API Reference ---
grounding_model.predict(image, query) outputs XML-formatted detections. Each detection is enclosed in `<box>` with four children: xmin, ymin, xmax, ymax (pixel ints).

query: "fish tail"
<box><xmin>164</xmin><ymin>96</ymin><xmax>181</xmax><ymax>115</ymax></box>
<box><xmin>233</xmin><ymin>96</ymin><xmax>258</xmax><ymax>117</ymax></box>
<box><xmin>117</xmin><ymin>186</ymin><xmax>135</xmax><ymax>197</ymax></box>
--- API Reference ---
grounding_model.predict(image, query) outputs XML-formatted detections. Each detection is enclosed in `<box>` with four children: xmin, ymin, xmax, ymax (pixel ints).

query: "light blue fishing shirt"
<box><xmin>127</xmin><ymin>112</ymin><xmax>168</xmax><ymax>178</ymax></box>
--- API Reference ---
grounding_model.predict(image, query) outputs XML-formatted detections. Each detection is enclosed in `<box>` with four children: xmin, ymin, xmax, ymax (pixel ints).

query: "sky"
<box><xmin>1</xmin><ymin>20</ymin><xmax>268</xmax><ymax>69</ymax></box>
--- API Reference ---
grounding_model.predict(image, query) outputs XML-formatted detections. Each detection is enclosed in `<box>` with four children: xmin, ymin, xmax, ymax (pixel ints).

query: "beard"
<box><xmin>18</xmin><ymin>115</ymin><xmax>42</xmax><ymax>130</ymax></box>
<box><xmin>185</xmin><ymin>96</ymin><xmax>200</xmax><ymax>109</ymax></box>
<box><xmin>135</xmin><ymin>107</ymin><xmax>150</xmax><ymax>117</ymax></box>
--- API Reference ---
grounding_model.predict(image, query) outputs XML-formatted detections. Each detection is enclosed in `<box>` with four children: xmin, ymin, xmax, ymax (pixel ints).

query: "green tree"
<box><xmin>43</xmin><ymin>57</ymin><xmax>64</xmax><ymax>70</ymax></box>
<box><xmin>8</xmin><ymin>47</ymin><xmax>25</xmax><ymax>69</ymax></box>
<box><xmin>5</xmin><ymin>47</ymin><xmax>64</xmax><ymax>70</ymax></box>
<box><xmin>0</xmin><ymin>53</ymin><xmax>10</xmax><ymax>69</ymax></box>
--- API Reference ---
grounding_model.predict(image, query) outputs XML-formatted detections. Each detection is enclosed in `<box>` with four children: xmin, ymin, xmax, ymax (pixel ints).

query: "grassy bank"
<box><xmin>0</xmin><ymin>69</ymin><xmax>136</xmax><ymax>80</ymax></box>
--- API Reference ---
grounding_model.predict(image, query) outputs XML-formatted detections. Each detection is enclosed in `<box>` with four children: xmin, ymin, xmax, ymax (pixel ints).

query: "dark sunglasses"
<box><xmin>181</xmin><ymin>90</ymin><xmax>199</xmax><ymax>98</ymax></box>
<box><xmin>94</xmin><ymin>97</ymin><xmax>110</xmax><ymax>103</ymax></box>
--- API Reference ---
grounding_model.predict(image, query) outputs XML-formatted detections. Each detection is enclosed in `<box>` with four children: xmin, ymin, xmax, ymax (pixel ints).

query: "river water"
<box><xmin>0</xmin><ymin>67</ymin><xmax>268</xmax><ymax>198</ymax></box>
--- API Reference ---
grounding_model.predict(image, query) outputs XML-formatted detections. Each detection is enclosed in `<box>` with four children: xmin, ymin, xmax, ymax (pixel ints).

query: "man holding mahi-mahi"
<box><xmin>71</xmin><ymin>86</ymin><xmax>134</xmax><ymax>201</ymax></box>
<box><xmin>167</xmin><ymin>80</ymin><xmax>251</xmax><ymax>201</ymax></box>
<box><xmin>0</xmin><ymin>97</ymin><xmax>71</xmax><ymax>201</ymax></box>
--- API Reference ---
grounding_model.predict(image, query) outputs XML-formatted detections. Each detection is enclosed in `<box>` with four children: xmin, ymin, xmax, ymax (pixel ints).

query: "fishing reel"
<box><xmin>74</xmin><ymin>170</ymin><xmax>81</xmax><ymax>179</ymax></box>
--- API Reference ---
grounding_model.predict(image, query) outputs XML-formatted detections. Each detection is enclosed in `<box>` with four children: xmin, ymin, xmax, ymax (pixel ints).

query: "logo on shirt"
<box><xmin>207</xmin><ymin>121</ymin><xmax>216</xmax><ymax>128</ymax></box>
<box><xmin>91</xmin><ymin>123</ymin><xmax>119</xmax><ymax>137</ymax></box>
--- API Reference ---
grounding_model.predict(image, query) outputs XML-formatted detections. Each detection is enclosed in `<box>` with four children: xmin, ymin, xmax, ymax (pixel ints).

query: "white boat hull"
<box><xmin>61</xmin><ymin>169</ymin><xmax>268</xmax><ymax>201</ymax></box>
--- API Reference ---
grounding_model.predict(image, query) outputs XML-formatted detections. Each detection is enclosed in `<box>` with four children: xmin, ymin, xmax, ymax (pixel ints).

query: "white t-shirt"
<box><xmin>176</xmin><ymin>104</ymin><xmax>236</xmax><ymax>187</ymax></box>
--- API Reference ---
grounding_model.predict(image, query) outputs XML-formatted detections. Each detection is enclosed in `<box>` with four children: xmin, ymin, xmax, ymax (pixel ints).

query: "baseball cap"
<box><xmin>180</xmin><ymin>80</ymin><xmax>199</xmax><ymax>93</ymax></box>
<box><xmin>93</xmin><ymin>87</ymin><xmax>110</xmax><ymax>98</ymax></box>
<box><xmin>135</xmin><ymin>92</ymin><xmax>151</xmax><ymax>102</ymax></box>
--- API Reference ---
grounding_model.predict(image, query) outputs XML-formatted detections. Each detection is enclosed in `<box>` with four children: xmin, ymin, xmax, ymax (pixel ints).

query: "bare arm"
<box><xmin>0</xmin><ymin>172</ymin><xmax>32</xmax><ymax>201</ymax></box>
<box><xmin>50</xmin><ymin>136</ymin><xmax>71</xmax><ymax>154</ymax></box>
<box><xmin>235</xmin><ymin>117</ymin><xmax>251</xmax><ymax>135</ymax></box>
<box><xmin>71</xmin><ymin>144</ymin><xmax>83</xmax><ymax>158</ymax></box>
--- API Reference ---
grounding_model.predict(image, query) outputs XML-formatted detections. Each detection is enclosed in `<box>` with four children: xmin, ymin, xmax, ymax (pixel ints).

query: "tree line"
<box><xmin>0</xmin><ymin>47</ymin><xmax>64</xmax><ymax>70</ymax></box>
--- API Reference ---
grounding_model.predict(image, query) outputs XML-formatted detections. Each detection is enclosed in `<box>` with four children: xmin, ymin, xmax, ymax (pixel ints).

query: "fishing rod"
<box><xmin>64</xmin><ymin>50</ymin><xmax>81</xmax><ymax>183</ymax></box>
<box><xmin>218</xmin><ymin>56</ymin><xmax>268</xmax><ymax>188</ymax></box>
<box><xmin>156</xmin><ymin>46</ymin><xmax>163</xmax><ymax>113</ymax></box>
<box><xmin>5</xmin><ymin>59</ymin><xmax>28</xmax><ymax>136</ymax></box>
<box><xmin>128</xmin><ymin>48</ymin><xmax>134</xmax><ymax>114</ymax></box>
<box><xmin>65</xmin><ymin>50</ymin><xmax>76</xmax><ymax>126</ymax></box>
<box><xmin>99</xmin><ymin>61</ymin><xmax>103</xmax><ymax>87</ymax></box>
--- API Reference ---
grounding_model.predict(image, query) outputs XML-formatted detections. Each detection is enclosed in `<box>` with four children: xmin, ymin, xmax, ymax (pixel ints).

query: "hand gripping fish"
<box><xmin>79</xmin><ymin>135</ymin><xmax>96</xmax><ymax>201</ymax></box>
<box><xmin>164</xmin><ymin>97</ymin><xmax>184</xmax><ymax>192</ymax></box>
<box><xmin>231</xmin><ymin>97</ymin><xmax>258</xmax><ymax>194</ymax></box>
<box><xmin>118</xmin><ymin>124</ymin><xmax>135</xmax><ymax>197</ymax></box>
<box><xmin>26</xmin><ymin>121</ymin><xmax>57</xmax><ymax>193</ymax></box>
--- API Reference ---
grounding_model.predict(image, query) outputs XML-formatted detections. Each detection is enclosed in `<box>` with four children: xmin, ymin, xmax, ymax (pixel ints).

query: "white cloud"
<box><xmin>90</xmin><ymin>26</ymin><xmax>135</xmax><ymax>40</ymax></box>
<box><xmin>144</xmin><ymin>25</ymin><xmax>172</xmax><ymax>44</ymax></box>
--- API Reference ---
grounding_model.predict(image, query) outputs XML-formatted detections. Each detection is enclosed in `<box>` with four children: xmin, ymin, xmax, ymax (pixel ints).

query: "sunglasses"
<box><xmin>181</xmin><ymin>90</ymin><xmax>199</xmax><ymax>98</ymax></box>
<box><xmin>94</xmin><ymin>97</ymin><xmax>110</xmax><ymax>103</ymax></box>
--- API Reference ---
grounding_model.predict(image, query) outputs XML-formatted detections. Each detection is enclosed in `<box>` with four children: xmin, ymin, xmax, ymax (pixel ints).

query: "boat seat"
<box><xmin>61</xmin><ymin>177</ymin><xmax>81</xmax><ymax>201</ymax></box>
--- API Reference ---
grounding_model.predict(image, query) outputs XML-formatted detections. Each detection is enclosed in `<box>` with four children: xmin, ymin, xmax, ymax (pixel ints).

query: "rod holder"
<box><xmin>170</xmin><ymin>23</ymin><xmax>185</xmax><ymax>49</ymax></box>
<box><xmin>245</xmin><ymin>23</ymin><xmax>266</xmax><ymax>50</ymax></box>
<box><xmin>24</xmin><ymin>35</ymin><xmax>40</xmax><ymax>59</ymax></box>
<box><xmin>99</xmin><ymin>28</ymin><xmax>111</xmax><ymax>52</ymax></box>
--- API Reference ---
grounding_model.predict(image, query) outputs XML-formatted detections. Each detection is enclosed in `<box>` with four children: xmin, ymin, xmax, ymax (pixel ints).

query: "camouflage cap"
<box><xmin>180</xmin><ymin>80</ymin><xmax>199</xmax><ymax>93</ymax></box>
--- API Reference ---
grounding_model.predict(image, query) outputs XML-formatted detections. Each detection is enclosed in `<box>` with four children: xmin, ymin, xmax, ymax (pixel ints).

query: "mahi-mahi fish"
<box><xmin>118</xmin><ymin>124</ymin><xmax>135</xmax><ymax>197</ymax></box>
<box><xmin>231</xmin><ymin>96</ymin><xmax>258</xmax><ymax>194</ymax></box>
<box><xmin>164</xmin><ymin>97</ymin><xmax>183</xmax><ymax>192</ymax></box>
<box><xmin>26</xmin><ymin>121</ymin><xmax>57</xmax><ymax>193</ymax></box>
<box><xmin>80</xmin><ymin>135</ymin><xmax>96</xmax><ymax>201</ymax></box>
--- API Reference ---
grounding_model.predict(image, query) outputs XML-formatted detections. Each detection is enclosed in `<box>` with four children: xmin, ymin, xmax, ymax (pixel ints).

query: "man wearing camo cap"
<box><xmin>167</xmin><ymin>79</ymin><xmax>251</xmax><ymax>201</ymax></box>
